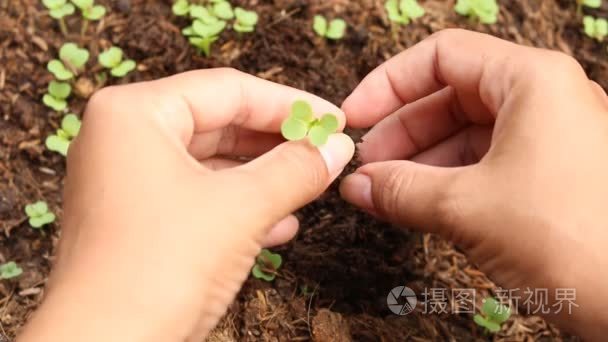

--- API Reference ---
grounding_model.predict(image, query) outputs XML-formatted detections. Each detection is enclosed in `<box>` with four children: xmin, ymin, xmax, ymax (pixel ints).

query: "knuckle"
<box><xmin>374</xmin><ymin>164</ymin><xmax>409</xmax><ymax>219</ymax></box>
<box><xmin>531</xmin><ymin>50</ymin><xmax>583</xmax><ymax>76</ymax></box>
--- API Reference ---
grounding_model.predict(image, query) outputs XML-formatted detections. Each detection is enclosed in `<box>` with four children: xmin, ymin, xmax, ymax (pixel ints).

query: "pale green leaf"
<box><xmin>583</xmin><ymin>0</ymin><xmax>602</xmax><ymax>8</ymax></box>
<box><xmin>46</xmin><ymin>134</ymin><xmax>70</xmax><ymax>156</ymax></box>
<box><xmin>49</xmin><ymin>3</ymin><xmax>75</xmax><ymax>18</ymax></box>
<box><xmin>192</xmin><ymin>19</ymin><xmax>226</xmax><ymax>38</ymax></box>
<box><xmin>111</xmin><ymin>60</ymin><xmax>136</xmax><ymax>77</ymax></box>
<box><xmin>251</xmin><ymin>264</ymin><xmax>275</xmax><ymax>281</ymax></box>
<box><xmin>281</xmin><ymin>118</ymin><xmax>308</xmax><ymax>141</ymax></box>
<box><xmin>235</xmin><ymin>7</ymin><xmax>258</xmax><ymax>26</ymax></box>
<box><xmin>98</xmin><ymin>47</ymin><xmax>123</xmax><ymax>68</ymax></box>
<box><xmin>596</xmin><ymin>18</ymin><xmax>608</xmax><ymax>39</ymax></box>
<box><xmin>291</xmin><ymin>100</ymin><xmax>313</xmax><ymax>121</ymax></box>
<box><xmin>401</xmin><ymin>0</ymin><xmax>425</xmax><ymax>20</ymax></box>
<box><xmin>60</xmin><ymin>42</ymin><xmax>89</xmax><ymax>69</ymax></box>
<box><xmin>454</xmin><ymin>0</ymin><xmax>471</xmax><ymax>16</ymax></box>
<box><xmin>189</xmin><ymin>5</ymin><xmax>217</xmax><ymax>24</ymax></box>
<box><xmin>308</xmin><ymin>125</ymin><xmax>330</xmax><ymax>146</ymax></box>
<box><xmin>43</xmin><ymin>94</ymin><xmax>67</xmax><ymax>111</ymax></box>
<box><xmin>71</xmin><ymin>0</ymin><xmax>93</xmax><ymax>9</ymax></box>
<box><xmin>326</xmin><ymin>19</ymin><xmax>346</xmax><ymax>40</ymax></box>
<box><xmin>233</xmin><ymin>22</ymin><xmax>255</xmax><ymax>33</ymax></box>
<box><xmin>84</xmin><ymin>5</ymin><xmax>105</xmax><ymax>20</ymax></box>
<box><xmin>48</xmin><ymin>81</ymin><xmax>71</xmax><ymax>99</ymax></box>
<box><xmin>172</xmin><ymin>0</ymin><xmax>190</xmax><ymax>16</ymax></box>
<box><xmin>182</xmin><ymin>26</ymin><xmax>195</xmax><ymax>36</ymax></box>
<box><xmin>0</xmin><ymin>262</ymin><xmax>23</xmax><ymax>279</ymax></box>
<box><xmin>43</xmin><ymin>0</ymin><xmax>66</xmax><ymax>9</ymax></box>
<box><xmin>313</xmin><ymin>15</ymin><xmax>327</xmax><ymax>36</ymax></box>
<box><xmin>61</xmin><ymin>114</ymin><xmax>81</xmax><ymax>137</ymax></box>
<box><xmin>213</xmin><ymin>1</ymin><xmax>234</xmax><ymax>20</ymax></box>
<box><xmin>29</xmin><ymin>212</ymin><xmax>56</xmax><ymax>228</ymax></box>
<box><xmin>482</xmin><ymin>297</ymin><xmax>511</xmax><ymax>324</ymax></box>
<box><xmin>584</xmin><ymin>16</ymin><xmax>596</xmax><ymax>37</ymax></box>
<box><xmin>319</xmin><ymin>114</ymin><xmax>339</xmax><ymax>133</ymax></box>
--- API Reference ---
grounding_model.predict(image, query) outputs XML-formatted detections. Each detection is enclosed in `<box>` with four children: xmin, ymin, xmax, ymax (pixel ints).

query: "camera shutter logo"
<box><xmin>387</xmin><ymin>286</ymin><xmax>417</xmax><ymax>315</ymax></box>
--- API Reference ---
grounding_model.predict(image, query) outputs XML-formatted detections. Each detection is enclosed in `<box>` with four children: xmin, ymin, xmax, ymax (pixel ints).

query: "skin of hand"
<box><xmin>340</xmin><ymin>29</ymin><xmax>608</xmax><ymax>340</ymax></box>
<box><xmin>17</xmin><ymin>69</ymin><xmax>354</xmax><ymax>342</ymax></box>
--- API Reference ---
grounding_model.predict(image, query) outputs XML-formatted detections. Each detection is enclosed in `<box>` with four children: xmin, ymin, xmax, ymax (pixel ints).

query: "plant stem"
<box><xmin>59</xmin><ymin>18</ymin><xmax>68</xmax><ymax>36</ymax></box>
<box><xmin>81</xmin><ymin>19</ymin><xmax>89</xmax><ymax>37</ymax></box>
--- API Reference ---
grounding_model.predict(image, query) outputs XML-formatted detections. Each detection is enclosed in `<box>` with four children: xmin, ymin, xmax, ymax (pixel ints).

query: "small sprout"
<box><xmin>71</xmin><ymin>0</ymin><xmax>106</xmax><ymax>20</ymax></box>
<box><xmin>454</xmin><ymin>0</ymin><xmax>499</xmax><ymax>24</ymax></box>
<box><xmin>234</xmin><ymin>7</ymin><xmax>258</xmax><ymax>33</ymax></box>
<box><xmin>172</xmin><ymin>0</ymin><xmax>190</xmax><ymax>16</ymax></box>
<box><xmin>385</xmin><ymin>0</ymin><xmax>425</xmax><ymax>25</ymax></box>
<box><xmin>281</xmin><ymin>100</ymin><xmax>339</xmax><ymax>147</ymax></box>
<box><xmin>577</xmin><ymin>0</ymin><xmax>602</xmax><ymax>14</ymax></box>
<box><xmin>583</xmin><ymin>16</ymin><xmax>608</xmax><ymax>41</ymax></box>
<box><xmin>46</xmin><ymin>113</ymin><xmax>81</xmax><ymax>156</ymax></box>
<box><xmin>313</xmin><ymin>15</ymin><xmax>347</xmax><ymax>40</ymax></box>
<box><xmin>188</xmin><ymin>19</ymin><xmax>226</xmax><ymax>56</ymax></box>
<box><xmin>0</xmin><ymin>262</ymin><xmax>23</xmax><ymax>280</ymax></box>
<box><xmin>251</xmin><ymin>249</ymin><xmax>282</xmax><ymax>282</ymax></box>
<box><xmin>98</xmin><ymin>46</ymin><xmax>137</xmax><ymax>77</ymax></box>
<box><xmin>190</xmin><ymin>5</ymin><xmax>219</xmax><ymax>24</ymax></box>
<box><xmin>473</xmin><ymin>297</ymin><xmax>512</xmax><ymax>333</ymax></box>
<box><xmin>47</xmin><ymin>42</ymin><xmax>89</xmax><ymax>80</ymax></box>
<box><xmin>25</xmin><ymin>201</ymin><xmax>56</xmax><ymax>228</ymax></box>
<box><xmin>212</xmin><ymin>1</ymin><xmax>234</xmax><ymax>20</ymax></box>
<box><xmin>43</xmin><ymin>81</ymin><xmax>72</xmax><ymax>111</ymax></box>
<box><xmin>42</xmin><ymin>0</ymin><xmax>75</xmax><ymax>20</ymax></box>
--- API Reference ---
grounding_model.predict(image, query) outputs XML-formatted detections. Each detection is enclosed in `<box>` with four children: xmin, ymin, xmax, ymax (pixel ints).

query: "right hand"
<box><xmin>339</xmin><ymin>29</ymin><xmax>608</xmax><ymax>340</ymax></box>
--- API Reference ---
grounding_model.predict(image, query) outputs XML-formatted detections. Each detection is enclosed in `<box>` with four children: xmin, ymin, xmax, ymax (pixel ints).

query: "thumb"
<box><xmin>340</xmin><ymin>161</ymin><xmax>465</xmax><ymax>234</ymax></box>
<box><xmin>228</xmin><ymin>133</ymin><xmax>355</xmax><ymax>228</ymax></box>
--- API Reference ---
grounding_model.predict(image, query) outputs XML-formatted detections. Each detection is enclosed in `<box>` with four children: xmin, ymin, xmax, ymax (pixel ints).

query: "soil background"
<box><xmin>0</xmin><ymin>0</ymin><xmax>603</xmax><ymax>341</ymax></box>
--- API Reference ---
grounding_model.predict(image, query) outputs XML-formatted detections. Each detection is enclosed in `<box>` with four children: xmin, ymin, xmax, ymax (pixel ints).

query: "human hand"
<box><xmin>340</xmin><ymin>29</ymin><xmax>608</xmax><ymax>339</ymax></box>
<box><xmin>18</xmin><ymin>69</ymin><xmax>354</xmax><ymax>342</ymax></box>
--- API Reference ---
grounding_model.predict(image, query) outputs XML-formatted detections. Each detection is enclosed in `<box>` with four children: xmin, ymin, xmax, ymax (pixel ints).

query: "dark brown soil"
<box><xmin>0</xmin><ymin>0</ymin><xmax>601</xmax><ymax>340</ymax></box>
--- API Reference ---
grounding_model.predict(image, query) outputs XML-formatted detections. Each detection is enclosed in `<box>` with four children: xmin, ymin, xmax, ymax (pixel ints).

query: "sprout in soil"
<box><xmin>71</xmin><ymin>0</ymin><xmax>106</xmax><ymax>35</ymax></box>
<box><xmin>47</xmin><ymin>42</ymin><xmax>90</xmax><ymax>81</ymax></box>
<box><xmin>313</xmin><ymin>15</ymin><xmax>346</xmax><ymax>40</ymax></box>
<box><xmin>25</xmin><ymin>201</ymin><xmax>56</xmax><ymax>228</ymax></box>
<box><xmin>583</xmin><ymin>16</ymin><xmax>608</xmax><ymax>41</ymax></box>
<box><xmin>234</xmin><ymin>7</ymin><xmax>258</xmax><ymax>33</ymax></box>
<box><xmin>473</xmin><ymin>297</ymin><xmax>512</xmax><ymax>333</ymax></box>
<box><xmin>577</xmin><ymin>0</ymin><xmax>602</xmax><ymax>15</ymax></box>
<box><xmin>98</xmin><ymin>46</ymin><xmax>137</xmax><ymax>77</ymax></box>
<box><xmin>43</xmin><ymin>81</ymin><xmax>72</xmax><ymax>112</ymax></box>
<box><xmin>42</xmin><ymin>0</ymin><xmax>75</xmax><ymax>35</ymax></box>
<box><xmin>172</xmin><ymin>0</ymin><xmax>190</xmax><ymax>16</ymax></box>
<box><xmin>212</xmin><ymin>0</ymin><xmax>234</xmax><ymax>20</ymax></box>
<box><xmin>454</xmin><ymin>0</ymin><xmax>499</xmax><ymax>24</ymax></box>
<box><xmin>46</xmin><ymin>113</ymin><xmax>81</xmax><ymax>156</ymax></box>
<box><xmin>185</xmin><ymin>19</ymin><xmax>226</xmax><ymax>56</ymax></box>
<box><xmin>251</xmin><ymin>249</ymin><xmax>282</xmax><ymax>282</ymax></box>
<box><xmin>281</xmin><ymin>100</ymin><xmax>339</xmax><ymax>147</ymax></box>
<box><xmin>0</xmin><ymin>262</ymin><xmax>23</xmax><ymax>280</ymax></box>
<box><xmin>385</xmin><ymin>0</ymin><xmax>425</xmax><ymax>25</ymax></box>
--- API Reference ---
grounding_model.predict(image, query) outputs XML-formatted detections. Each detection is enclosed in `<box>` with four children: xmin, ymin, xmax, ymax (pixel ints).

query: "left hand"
<box><xmin>18</xmin><ymin>68</ymin><xmax>354</xmax><ymax>342</ymax></box>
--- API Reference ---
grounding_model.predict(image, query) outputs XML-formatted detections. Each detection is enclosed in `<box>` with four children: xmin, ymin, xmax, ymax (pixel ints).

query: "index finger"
<box><xmin>342</xmin><ymin>29</ymin><xmax>523</xmax><ymax>128</ymax></box>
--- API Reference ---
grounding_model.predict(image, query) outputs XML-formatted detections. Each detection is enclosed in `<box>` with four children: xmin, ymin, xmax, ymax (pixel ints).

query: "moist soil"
<box><xmin>0</xmin><ymin>0</ymin><xmax>602</xmax><ymax>340</ymax></box>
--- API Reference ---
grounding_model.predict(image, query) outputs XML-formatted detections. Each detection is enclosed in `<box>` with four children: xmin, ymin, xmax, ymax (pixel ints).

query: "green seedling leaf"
<box><xmin>583</xmin><ymin>0</ymin><xmax>602</xmax><ymax>8</ymax></box>
<box><xmin>60</xmin><ymin>42</ymin><xmax>89</xmax><ymax>69</ymax></box>
<box><xmin>182</xmin><ymin>26</ymin><xmax>195</xmax><ymax>36</ymax></box>
<box><xmin>473</xmin><ymin>314</ymin><xmax>501</xmax><ymax>333</ymax></box>
<box><xmin>192</xmin><ymin>19</ymin><xmax>226</xmax><ymax>38</ymax></box>
<box><xmin>455</xmin><ymin>0</ymin><xmax>498</xmax><ymax>24</ymax></box>
<box><xmin>49</xmin><ymin>3</ymin><xmax>75</xmax><ymax>19</ymax></box>
<box><xmin>190</xmin><ymin>5</ymin><xmax>218</xmax><ymax>24</ymax></box>
<box><xmin>235</xmin><ymin>7</ymin><xmax>258</xmax><ymax>26</ymax></box>
<box><xmin>313</xmin><ymin>15</ymin><xmax>328</xmax><ymax>36</ymax></box>
<box><xmin>111</xmin><ymin>60</ymin><xmax>136</xmax><ymax>77</ymax></box>
<box><xmin>43</xmin><ymin>0</ymin><xmax>66</xmax><ymax>9</ymax></box>
<box><xmin>584</xmin><ymin>16</ymin><xmax>596</xmax><ymax>37</ymax></box>
<box><xmin>281</xmin><ymin>118</ymin><xmax>309</xmax><ymax>141</ymax></box>
<box><xmin>25</xmin><ymin>201</ymin><xmax>56</xmax><ymax>228</ymax></box>
<box><xmin>234</xmin><ymin>22</ymin><xmax>255</xmax><ymax>33</ymax></box>
<box><xmin>172</xmin><ymin>0</ymin><xmax>190</xmax><ymax>16</ymax></box>
<box><xmin>189</xmin><ymin>36</ymin><xmax>218</xmax><ymax>56</ymax></box>
<box><xmin>319</xmin><ymin>113</ymin><xmax>339</xmax><ymax>132</ymax></box>
<box><xmin>291</xmin><ymin>100</ymin><xmax>314</xmax><ymax>121</ymax></box>
<box><xmin>61</xmin><ymin>113</ymin><xmax>81</xmax><ymax>137</ymax></box>
<box><xmin>482</xmin><ymin>297</ymin><xmax>511</xmax><ymax>324</ymax></box>
<box><xmin>213</xmin><ymin>1</ymin><xmax>234</xmax><ymax>20</ymax></box>
<box><xmin>98</xmin><ymin>47</ymin><xmax>123</xmax><ymax>68</ymax></box>
<box><xmin>326</xmin><ymin>19</ymin><xmax>346</xmax><ymax>40</ymax></box>
<box><xmin>43</xmin><ymin>94</ymin><xmax>68</xmax><ymax>111</ymax></box>
<box><xmin>251</xmin><ymin>249</ymin><xmax>282</xmax><ymax>282</ymax></box>
<box><xmin>47</xmin><ymin>59</ymin><xmax>74</xmax><ymax>80</ymax></box>
<box><xmin>454</xmin><ymin>0</ymin><xmax>470</xmax><ymax>16</ymax></box>
<box><xmin>385</xmin><ymin>0</ymin><xmax>407</xmax><ymax>23</ymax></box>
<box><xmin>83</xmin><ymin>5</ymin><xmax>106</xmax><ymax>20</ymax></box>
<box><xmin>0</xmin><ymin>262</ymin><xmax>23</xmax><ymax>280</ymax></box>
<box><xmin>48</xmin><ymin>81</ymin><xmax>71</xmax><ymax>99</ymax></box>
<box><xmin>71</xmin><ymin>0</ymin><xmax>93</xmax><ymax>9</ymax></box>
<box><xmin>46</xmin><ymin>134</ymin><xmax>70</xmax><ymax>156</ymax></box>
<box><xmin>400</xmin><ymin>0</ymin><xmax>425</xmax><ymax>20</ymax></box>
<box><xmin>597</xmin><ymin>18</ymin><xmax>608</xmax><ymax>40</ymax></box>
<box><xmin>308</xmin><ymin>125</ymin><xmax>331</xmax><ymax>146</ymax></box>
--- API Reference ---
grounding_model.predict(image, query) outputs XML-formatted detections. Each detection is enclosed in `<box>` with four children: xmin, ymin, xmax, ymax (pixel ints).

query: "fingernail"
<box><xmin>318</xmin><ymin>133</ymin><xmax>355</xmax><ymax>181</ymax></box>
<box><xmin>340</xmin><ymin>173</ymin><xmax>374</xmax><ymax>210</ymax></box>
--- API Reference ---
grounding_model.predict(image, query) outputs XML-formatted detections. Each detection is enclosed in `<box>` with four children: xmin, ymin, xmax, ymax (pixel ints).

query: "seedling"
<box><xmin>43</xmin><ymin>81</ymin><xmax>72</xmax><ymax>111</ymax></box>
<box><xmin>25</xmin><ymin>201</ymin><xmax>56</xmax><ymax>228</ymax></box>
<box><xmin>251</xmin><ymin>249</ymin><xmax>282</xmax><ymax>282</ymax></box>
<box><xmin>46</xmin><ymin>113</ymin><xmax>81</xmax><ymax>156</ymax></box>
<box><xmin>71</xmin><ymin>0</ymin><xmax>105</xmax><ymax>35</ymax></box>
<box><xmin>187</xmin><ymin>19</ymin><xmax>226</xmax><ymax>56</ymax></box>
<box><xmin>583</xmin><ymin>16</ymin><xmax>608</xmax><ymax>41</ymax></box>
<box><xmin>234</xmin><ymin>7</ymin><xmax>258</xmax><ymax>33</ymax></box>
<box><xmin>47</xmin><ymin>42</ymin><xmax>90</xmax><ymax>80</ymax></box>
<box><xmin>42</xmin><ymin>0</ymin><xmax>75</xmax><ymax>35</ymax></box>
<box><xmin>98</xmin><ymin>46</ymin><xmax>137</xmax><ymax>77</ymax></box>
<box><xmin>385</xmin><ymin>0</ymin><xmax>425</xmax><ymax>25</ymax></box>
<box><xmin>577</xmin><ymin>0</ymin><xmax>602</xmax><ymax>15</ymax></box>
<box><xmin>172</xmin><ymin>0</ymin><xmax>190</xmax><ymax>16</ymax></box>
<box><xmin>0</xmin><ymin>262</ymin><xmax>23</xmax><ymax>280</ymax></box>
<box><xmin>313</xmin><ymin>16</ymin><xmax>346</xmax><ymax>40</ymax></box>
<box><xmin>454</xmin><ymin>0</ymin><xmax>499</xmax><ymax>24</ymax></box>
<box><xmin>281</xmin><ymin>100</ymin><xmax>339</xmax><ymax>147</ymax></box>
<box><xmin>212</xmin><ymin>0</ymin><xmax>234</xmax><ymax>20</ymax></box>
<box><xmin>473</xmin><ymin>297</ymin><xmax>511</xmax><ymax>333</ymax></box>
